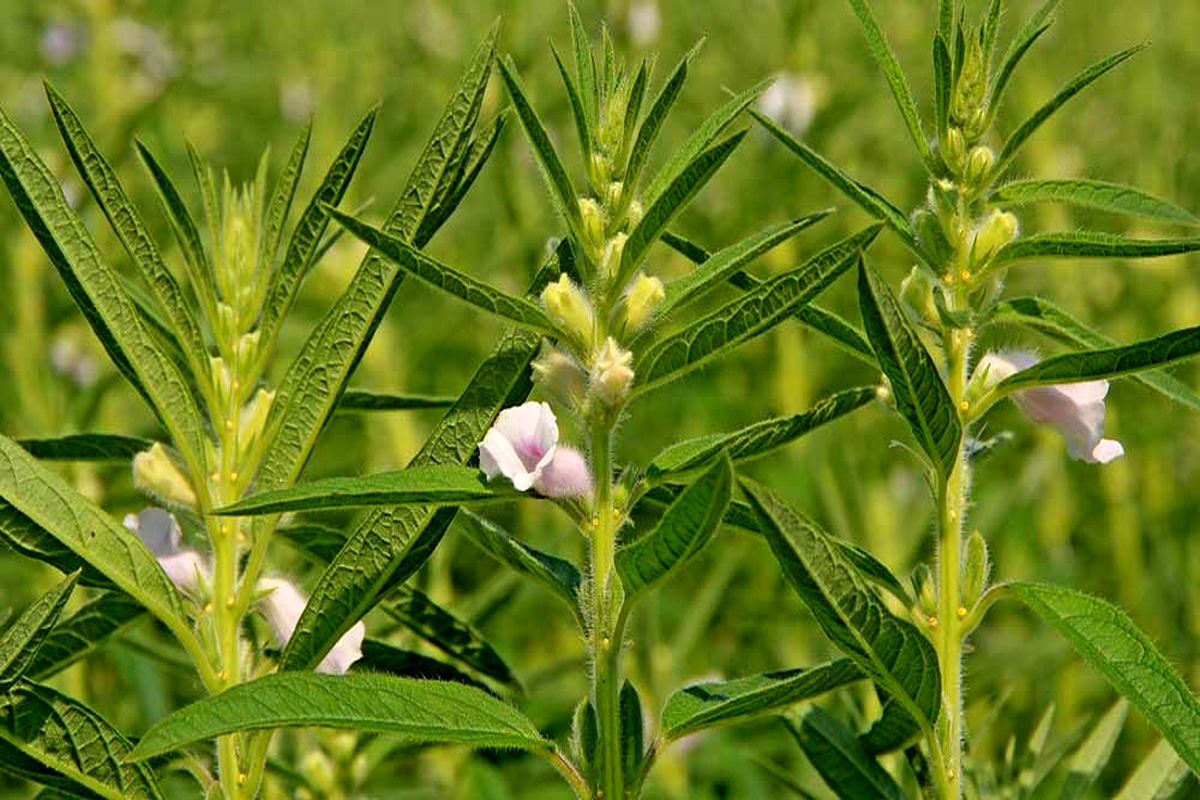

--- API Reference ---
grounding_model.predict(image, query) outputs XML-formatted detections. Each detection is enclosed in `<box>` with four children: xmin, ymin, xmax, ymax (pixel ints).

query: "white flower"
<box><xmin>479</xmin><ymin>401</ymin><xmax>593</xmax><ymax>498</ymax></box>
<box><xmin>257</xmin><ymin>577</ymin><xmax>365</xmax><ymax>675</ymax></box>
<box><xmin>757</xmin><ymin>73</ymin><xmax>819</xmax><ymax>135</ymax></box>
<box><xmin>123</xmin><ymin>508</ymin><xmax>209</xmax><ymax>594</ymax></box>
<box><xmin>626</xmin><ymin>0</ymin><xmax>661</xmax><ymax>46</ymax></box>
<box><xmin>975</xmin><ymin>350</ymin><xmax>1124</xmax><ymax>464</ymax></box>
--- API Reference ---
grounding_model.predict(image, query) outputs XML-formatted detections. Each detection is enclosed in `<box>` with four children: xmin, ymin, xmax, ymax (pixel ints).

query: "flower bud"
<box><xmin>578</xmin><ymin>197</ymin><xmax>606</xmax><ymax>254</ymax></box>
<box><xmin>970</xmin><ymin>209</ymin><xmax>1019</xmax><ymax>268</ymax></box>
<box><xmin>604</xmin><ymin>180</ymin><xmax>624</xmax><ymax>209</ymax></box>
<box><xmin>238</xmin><ymin>388</ymin><xmax>275</xmax><ymax>462</ymax></box>
<box><xmin>626</xmin><ymin>199</ymin><xmax>644</xmax><ymax>228</ymax></box>
<box><xmin>620</xmin><ymin>273</ymin><xmax>665</xmax><ymax>332</ymax></box>
<box><xmin>590</xmin><ymin>337</ymin><xmax>635</xmax><ymax>405</ymax></box>
<box><xmin>912</xmin><ymin>563</ymin><xmax>937</xmax><ymax>616</ymax></box>
<box><xmin>912</xmin><ymin>208</ymin><xmax>954</xmax><ymax>265</ymax></box>
<box><xmin>541</xmin><ymin>274</ymin><xmax>595</xmax><ymax>349</ymax></box>
<box><xmin>965</xmin><ymin>145</ymin><xmax>994</xmax><ymax>187</ymax></box>
<box><xmin>133</xmin><ymin>443</ymin><xmax>198</xmax><ymax>510</ymax></box>
<box><xmin>942</xmin><ymin>127</ymin><xmax>966</xmax><ymax>173</ymax></box>
<box><xmin>961</xmin><ymin>530</ymin><xmax>990</xmax><ymax>608</ymax></box>
<box><xmin>531</xmin><ymin>346</ymin><xmax>586</xmax><ymax>405</ymax></box>
<box><xmin>952</xmin><ymin>36</ymin><xmax>987</xmax><ymax>127</ymax></box>
<box><xmin>588</xmin><ymin>153</ymin><xmax>612</xmax><ymax>192</ymax></box>
<box><xmin>899</xmin><ymin>266</ymin><xmax>938</xmax><ymax>326</ymax></box>
<box><xmin>600</xmin><ymin>233</ymin><xmax>628</xmax><ymax>281</ymax></box>
<box><xmin>234</xmin><ymin>330</ymin><xmax>261</xmax><ymax>384</ymax></box>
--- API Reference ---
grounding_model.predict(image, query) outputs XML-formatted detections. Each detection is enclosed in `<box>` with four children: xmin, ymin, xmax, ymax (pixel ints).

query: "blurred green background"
<box><xmin>1</xmin><ymin>0</ymin><xmax>1198</xmax><ymax>797</ymax></box>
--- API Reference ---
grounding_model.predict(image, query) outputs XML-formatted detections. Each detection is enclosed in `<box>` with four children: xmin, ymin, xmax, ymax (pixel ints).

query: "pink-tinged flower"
<box><xmin>257</xmin><ymin>577</ymin><xmax>365</xmax><ymax>675</ymax></box>
<box><xmin>975</xmin><ymin>350</ymin><xmax>1124</xmax><ymax>464</ymax></box>
<box><xmin>123</xmin><ymin>508</ymin><xmax>208</xmax><ymax>594</ymax></box>
<box><xmin>479</xmin><ymin>401</ymin><xmax>593</xmax><ymax>498</ymax></box>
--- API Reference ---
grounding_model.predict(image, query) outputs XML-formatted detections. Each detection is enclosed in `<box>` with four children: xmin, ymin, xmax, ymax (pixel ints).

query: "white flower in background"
<box><xmin>626</xmin><ymin>0</ymin><xmax>661</xmax><ymax>47</ymax></box>
<box><xmin>975</xmin><ymin>350</ymin><xmax>1124</xmax><ymax>464</ymax></box>
<box><xmin>279</xmin><ymin>78</ymin><xmax>315</xmax><ymax>123</ymax></box>
<box><xmin>257</xmin><ymin>577</ymin><xmax>365</xmax><ymax>675</ymax></box>
<box><xmin>123</xmin><ymin>508</ymin><xmax>209</xmax><ymax>594</ymax></box>
<box><xmin>40</xmin><ymin>23</ymin><xmax>82</xmax><ymax>66</ymax></box>
<box><xmin>757</xmin><ymin>73</ymin><xmax>819</xmax><ymax>135</ymax></box>
<box><xmin>50</xmin><ymin>333</ymin><xmax>99</xmax><ymax>387</ymax></box>
<box><xmin>479</xmin><ymin>401</ymin><xmax>593</xmax><ymax>498</ymax></box>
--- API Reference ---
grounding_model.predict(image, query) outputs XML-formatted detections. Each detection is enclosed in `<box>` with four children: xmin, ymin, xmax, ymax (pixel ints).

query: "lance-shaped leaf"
<box><xmin>457</xmin><ymin>510</ymin><xmax>581</xmax><ymax>613</ymax></box>
<box><xmin>844</xmin><ymin>0</ymin><xmax>933</xmax><ymax>166</ymax></box>
<box><xmin>129</xmin><ymin>672</ymin><xmax>550</xmax><ymax>761</ymax></box>
<box><xmin>1009</xmin><ymin>581</ymin><xmax>1200</xmax><ymax>772</ymax></box>
<box><xmin>17</xmin><ymin>434</ymin><xmax>153</xmax><ymax>462</ymax></box>
<box><xmin>993</xmin><ymin>231</ymin><xmax>1200</xmax><ymax>267</ymax></box>
<box><xmin>616</xmin><ymin>455</ymin><xmax>732</xmax><ymax>597</ymax></box>
<box><xmin>328</xmin><ymin>208</ymin><xmax>558</xmax><ymax>333</ymax></box>
<box><xmin>0</xmin><ymin>573</ymin><xmax>78</xmax><ymax>689</ymax></box>
<box><xmin>783</xmin><ymin>706</ymin><xmax>906</xmax><ymax>800</ymax></box>
<box><xmin>567</xmin><ymin>2</ymin><xmax>598</xmax><ymax>130</ymax></box>
<box><xmin>45</xmin><ymin>85</ymin><xmax>209</xmax><ymax>378</ymax></box>
<box><xmin>641</xmin><ymin>76</ymin><xmax>773</xmax><ymax>208</ymax></box>
<box><xmin>994</xmin><ymin>326</ymin><xmax>1200</xmax><ymax>398</ymax></box>
<box><xmin>646</xmin><ymin>387</ymin><xmax>877</xmax><ymax>483</ymax></box>
<box><xmin>0</xmin><ymin>435</ymin><xmax>193</xmax><ymax>652</ymax></box>
<box><xmin>256</xmin><ymin>25</ymin><xmax>496</xmax><ymax>495</ymax></box>
<box><xmin>997</xmin><ymin>45</ymin><xmax>1144</xmax><ymax>171</ymax></box>
<box><xmin>415</xmin><ymin>112</ymin><xmax>508</xmax><ymax>246</ymax></box>
<box><xmin>551</xmin><ymin>45</ymin><xmax>592</xmax><ymax>158</ymax></box>
<box><xmin>261</xmin><ymin>121</ymin><xmax>311</xmax><ymax>271</ymax></box>
<box><xmin>0</xmin><ymin>681</ymin><xmax>163</xmax><ymax>799</ymax></box>
<box><xmin>216</xmin><ymin>464</ymin><xmax>522</xmax><ymax>515</ymax></box>
<box><xmin>624</xmin><ymin>45</ymin><xmax>697</xmax><ymax>189</ymax></box>
<box><xmin>858</xmin><ymin>260</ymin><xmax>960</xmax><ymax>478</ymax></box>
<box><xmin>337</xmin><ymin>390</ymin><xmax>457</xmax><ymax>412</ymax></box>
<box><xmin>752</xmin><ymin>110</ymin><xmax>926</xmax><ymax>265</ymax></box>
<box><xmin>933</xmin><ymin>35</ymin><xmax>952</xmax><ymax>137</ymax></box>
<box><xmin>635</xmin><ymin>227</ymin><xmax>874</xmax><ymax>394</ymax></box>
<box><xmin>617</xmin><ymin>130</ymin><xmax>746</xmax><ymax>288</ymax></box>
<box><xmin>987</xmin><ymin>0</ymin><xmax>1058</xmax><ymax>114</ymax></box>
<box><xmin>387</xmin><ymin>587</ymin><xmax>519</xmax><ymax>691</ymax></box>
<box><xmin>990</xmin><ymin>296</ymin><xmax>1200</xmax><ymax>410</ymax></box>
<box><xmin>1113</xmin><ymin>738</ymin><xmax>1190</xmax><ymax>800</ymax></box>
<box><xmin>258</xmin><ymin>108</ymin><xmax>378</xmax><ymax>347</ymax></box>
<box><xmin>990</xmin><ymin>179</ymin><xmax>1199</xmax><ymax>226</ymax></box>
<box><xmin>26</xmin><ymin>593</ymin><xmax>146</xmax><ymax>681</ymax></box>
<box><xmin>1060</xmin><ymin>699</ymin><xmax>1129</xmax><ymax>800</ymax></box>
<box><xmin>662</xmin><ymin>659</ymin><xmax>863</xmax><ymax>740</ymax></box>
<box><xmin>742</xmin><ymin>479</ymin><xmax>940</xmax><ymax>735</ymax></box>
<box><xmin>656</xmin><ymin>210</ymin><xmax>832</xmax><ymax>320</ymax></box>
<box><xmin>0</xmin><ymin>501</ymin><xmax>106</xmax><ymax>587</ymax></box>
<box><xmin>355</xmin><ymin>639</ymin><xmax>487</xmax><ymax>690</ymax></box>
<box><xmin>0</xmin><ymin>106</ymin><xmax>210</xmax><ymax>474</ymax></box>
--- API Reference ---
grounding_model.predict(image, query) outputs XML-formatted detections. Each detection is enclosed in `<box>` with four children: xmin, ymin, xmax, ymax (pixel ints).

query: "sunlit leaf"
<box><xmin>993</xmin><ymin>231</ymin><xmax>1200</xmax><ymax>266</ymax></box>
<box><xmin>1060</xmin><ymin>700</ymin><xmax>1129</xmax><ymax>800</ymax></box>
<box><xmin>990</xmin><ymin>179</ymin><xmax>1199</xmax><ymax>226</ymax></box>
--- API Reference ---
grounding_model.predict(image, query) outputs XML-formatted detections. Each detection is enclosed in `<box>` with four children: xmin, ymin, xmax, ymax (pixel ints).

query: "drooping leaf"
<box><xmin>26</xmin><ymin>593</ymin><xmax>146</xmax><ymax>681</ymax></box>
<box><xmin>129</xmin><ymin>672</ymin><xmax>550</xmax><ymax>761</ymax></box>
<box><xmin>987</xmin><ymin>0</ymin><xmax>1058</xmax><ymax>114</ymax></box>
<box><xmin>354</xmin><ymin>639</ymin><xmax>488</xmax><ymax>690</ymax></box>
<box><xmin>993</xmin><ymin>231</ymin><xmax>1200</xmax><ymax>266</ymax></box>
<box><xmin>1112</xmin><ymin>738</ymin><xmax>1190</xmax><ymax>800</ymax></box>
<box><xmin>337</xmin><ymin>390</ymin><xmax>457</xmax><ymax>412</ymax></box>
<box><xmin>216</xmin><ymin>464</ymin><xmax>522</xmax><ymax>515</ymax></box>
<box><xmin>858</xmin><ymin>260</ymin><xmax>961</xmax><ymax>479</ymax></box>
<box><xmin>742</xmin><ymin>479</ymin><xmax>940</xmax><ymax>734</ymax></box>
<box><xmin>616</xmin><ymin>454</ymin><xmax>732</xmax><ymax>596</ymax></box>
<box><xmin>989</xmin><ymin>296</ymin><xmax>1200</xmax><ymax>411</ymax></box>
<box><xmin>1060</xmin><ymin>699</ymin><xmax>1129</xmax><ymax>800</ymax></box>
<box><xmin>783</xmin><ymin>706</ymin><xmax>906</xmax><ymax>800</ymax></box>
<box><xmin>990</xmin><ymin>179</ymin><xmax>1199</xmax><ymax>226</ymax></box>
<box><xmin>1009</xmin><ymin>581</ymin><xmax>1200</xmax><ymax>772</ymax></box>
<box><xmin>328</xmin><ymin>208</ymin><xmax>558</xmax><ymax>333</ymax></box>
<box><xmin>662</xmin><ymin>659</ymin><xmax>862</xmax><ymax>740</ymax></box>
<box><xmin>0</xmin><ymin>573</ymin><xmax>78</xmax><ymax>689</ymax></box>
<box><xmin>456</xmin><ymin>510</ymin><xmax>581</xmax><ymax>613</ymax></box>
<box><xmin>16</xmin><ymin>434</ymin><xmax>153</xmax><ymax>462</ymax></box>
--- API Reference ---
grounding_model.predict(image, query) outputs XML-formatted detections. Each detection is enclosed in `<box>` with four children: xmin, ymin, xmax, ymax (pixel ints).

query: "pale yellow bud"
<box><xmin>604</xmin><ymin>181</ymin><xmax>624</xmax><ymax>209</ymax></box>
<box><xmin>971</xmin><ymin>210</ymin><xmax>1019</xmax><ymax>267</ymax></box>
<box><xmin>621</xmin><ymin>273</ymin><xmax>665</xmax><ymax>331</ymax></box>
<box><xmin>578</xmin><ymin>197</ymin><xmax>606</xmax><ymax>253</ymax></box>
<box><xmin>133</xmin><ymin>443</ymin><xmax>198</xmax><ymax>510</ymax></box>
<box><xmin>942</xmin><ymin>127</ymin><xmax>966</xmax><ymax>173</ymax></box>
<box><xmin>541</xmin><ymin>274</ymin><xmax>595</xmax><ymax>348</ymax></box>
<box><xmin>899</xmin><ymin>266</ymin><xmax>937</xmax><ymax>325</ymax></box>
<box><xmin>600</xmin><ymin>233</ymin><xmax>628</xmax><ymax>280</ymax></box>
<box><xmin>965</xmin><ymin>146</ymin><xmax>994</xmax><ymax>187</ymax></box>
<box><xmin>626</xmin><ymin>200</ymin><xmax>644</xmax><ymax>228</ymax></box>
<box><xmin>588</xmin><ymin>153</ymin><xmax>612</xmax><ymax>191</ymax></box>
<box><xmin>590</xmin><ymin>337</ymin><xmax>634</xmax><ymax>404</ymax></box>
<box><xmin>531</xmin><ymin>347</ymin><xmax>586</xmax><ymax>404</ymax></box>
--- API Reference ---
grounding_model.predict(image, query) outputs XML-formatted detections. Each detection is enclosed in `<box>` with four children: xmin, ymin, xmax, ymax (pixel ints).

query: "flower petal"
<box><xmin>319</xmin><ymin>620</ymin><xmax>365</xmax><ymax>675</ymax></box>
<box><xmin>124</xmin><ymin>507</ymin><xmax>182</xmax><ymax>557</ymax></box>
<box><xmin>534</xmin><ymin>446</ymin><xmax>593</xmax><ymax>499</ymax></box>
<box><xmin>1089</xmin><ymin>438</ymin><xmax>1125</xmax><ymax>464</ymax></box>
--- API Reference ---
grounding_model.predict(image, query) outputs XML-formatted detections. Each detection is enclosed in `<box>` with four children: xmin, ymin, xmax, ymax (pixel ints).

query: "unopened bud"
<box><xmin>965</xmin><ymin>146</ymin><xmax>994</xmax><ymax>187</ymax></box>
<box><xmin>962</xmin><ymin>530</ymin><xmax>990</xmax><ymax>608</ymax></box>
<box><xmin>133</xmin><ymin>443</ymin><xmax>198</xmax><ymax>510</ymax></box>
<box><xmin>971</xmin><ymin>209</ymin><xmax>1019</xmax><ymax>267</ymax></box>
<box><xmin>531</xmin><ymin>346</ymin><xmax>586</xmax><ymax>404</ymax></box>
<box><xmin>952</xmin><ymin>35</ymin><xmax>987</xmax><ymax>127</ymax></box>
<box><xmin>604</xmin><ymin>180</ymin><xmax>624</xmax><ymax>209</ymax></box>
<box><xmin>588</xmin><ymin>153</ymin><xmax>612</xmax><ymax>191</ymax></box>
<box><xmin>899</xmin><ymin>266</ymin><xmax>938</xmax><ymax>325</ymax></box>
<box><xmin>541</xmin><ymin>274</ymin><xmax>595</xmax><ymax>349</ymax></box>
<box><xmin>234</xmin><ymin>331</ymin><xmax>260</xmax><ymax>386</ymax></box>
<box><xmin>238</xmin><ymin>389</ymin><xmax>275</xmax><ymax>461</ymax></box>
<box><xmin>578</xmin><ymin>197</ymin><xmax>606</xmax><ymax>253</ymax></box>
<box><xmin>912</xmin><ymin>208</ymin><xmax>954</xmax><ymax>265</ymax></box>
<box><xmin>600</xmin><ymin>233</ymin><xmax>627</xmax><ymax>280</ymax></box>
<box><xmin>912</xmin><ymin>563</ymin><xmax>937</xmax><ymax>616</ymax></box>
<box><xmin>590</xmin><ymin>337</ymin><xmax>634</xmax><ymax>404</ymax></box>
<box><xmin>626</xmin><ymin>199</ymin><xmax>644</xmax><ymax>228</ymax></box>
<box><xmin>620</xmin><ymin>273</ymin><xmax>665</xmax><ymax>331</ymax></box>
<box><xmin>942</xmin><ymin>127</ymin><xmax>966</xmax><ymax>173</ymax></box>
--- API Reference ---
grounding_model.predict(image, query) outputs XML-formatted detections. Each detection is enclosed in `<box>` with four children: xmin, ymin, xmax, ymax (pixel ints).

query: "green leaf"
<box><xmin>933</xmin><ymin>35</ymin><xmax>952</xmax><ymax>137</ymax></box>
<box><xmin>990</xmin><ymin>179</ymin><xmax>1199</xmax><ymax>226</ymax></box>
<box><xmin>26</xmin><ymin>592</ymin><xmax>145</xmax><ymax>681</ymax></box>
<box><xmin>497</xmin><ymin>56</ymin><xmax>584</xmax><ymax>241</ymax></box>
<box><xmin>662</xmin><ymin>659</ymin><xmax>862</xmax><ymax>740</ymax></box>
<box><xmin>1009</xmin><ymin>581</ymin><xmax>1200</xmax><ymax>773</ymax></box>
<box><xmin>328</xmin><ymin>208</ymin><xmax>558</xmax><ymax>333</ymax></box>
<box><xmin>742</xmin><ymin>479</ymin><xmax>940</xmax><ymax>733</ymax></box>
<box><xmin>657</xmin><ymin>211</ymin><xmax>832</xmax><ymax>320</ymax></box>
<box><xmin>620</xmin><ymin>681</ymin><xmax>645</xmax><ymax>780</ymax></box>
<box><xmin>258</xmin><ymin>108</ymin><xmax>378</xmax><ymax>348</ymax></box>
<box><xmin>457</xmin><ymin>510</ymin><xmax>581</xmax><ymax>614</ymax></box>
<box><xmin>995</xmin><ymin>326</ymin><xmax>1200</xmax><ymax>396</ymax></box>
<box><xmin>567</xmin><ymin>2</ymin><xmax>598</xmax><ymax>130</ymax></box>
<box><xmin>623</xmin><ymin>59</ymin><xmax>650</xmax><ymax>149</ymax></box>
<box><xmin>0</xmin><ymin>573</ymin><xmax>78</xmax><ymax>689</ymax></box>
<box><xmin>635</xmin><ymin>227</ymin><xmax>874</xmax><ymax>394</ymax></box>
<box><xmin>997</xmin><ymin>45</ymin><xmax>1144</xmax><ymax>171</ymax></box>
<box><xmin>0</xmin><ymin>435</ymin><xmax>193</xmax><ymax>649</ymax></box>
<box><xmin>623</xmin><ymin>44</ymin><xmax>699</xmax><ymax>188</ymax></box>
<box><xmin>16</xmin><ymin>434</ymin><xmax>153</xmax><ymax>462</ymax></box>
<box><xmin>1060</xmin><ymin>699</ymin><xmax>1129</xmax><ymax>800</ymax></box>
<box><xmin>0</xmin><ymin>501</ymin><xmax>106</xmax><ymax>586</ymax></box>
<box><xmin>647</xmin><ymin>387</ymin><xmax>877</xmax><ymax>483</ymax></box>
<box><xmin>415</xmin><ymin>112</ymin><xmax>508</xmax><ymax>246</ymax></box>
<box><xmin>616</xmin><ymin>455</ymin><xmax>732</xmax><ymax>596</ymax></box>
<box><xmin>993</xmin><ymin>231</ymin><xmax>1200</xmax><ymax>267</ymax></box>
<box><xmin>0</xmin><ymin>106</ymin><xmax>210</xmax><ymax>474</ymax></box>
<box><xmin>45</xmin><ymin>84</ymin><xmax>209</xmax><ymax>379</ymax></box>
<box><xmin>131</xmin><ymin>672</ymin><xmax>549</xmax><ymax>761</ymax></box>
<box><xmin>0</xmin><ymin>682</ymin><xmax>163</xmax><ymax>799</ymax></box>
<box><xmin>388</xmin><ymin>587</ymin><xmax>519</xmax><ymax>691</ymax></box>
<box><xmin>783</xmin><ymin>706</ymin><xmax>906</xmax><ymax>800</ymax></box>
<box><xmin>618</xmin><ymin>129</ymin><xmax>747</xmax><ymax>287</ymax></box>
<box><xmin>216</xmin><ymin>464</ymin><xmax>520</xmax><ymax>515</ymax></box>
<box><xmin>857</xmin><ymin>260</ymin><xmax>961</xmax><ymax>479</ymax></box>
<box><xmin>844</xmin><ymin>0</ymin><xmax>933</xmax><ymax>166</ymax></box>
<box><xmin>987</xmin><ymin>0</ymin><xmax>1058</xmax><ymax>115</ymax></box>
<box><xmin>641</xmin><ymin>76</ymin><xmax>773</xmax><ymax>208</ymax></box>
<box><xmin>551</xmin><ymin>44</ymin><xmax>592</xmax><ymax>158</ymax></box>
<box><xmin>752</xmin><ymin>110</ymin><xmax>926</xmax><ymax>264</ymax></box>
<box><xmin>990</xmin><ymin>296</ymin><xmax>1200</xmax><ymax>410</ymax></box>
<box><xmin>256</xmin><ymin>24</ymin><xmax>496</xmax><ymax>496</ymax></box>
<box><xmin>980</xmin><ymin>0</ymin><xmax>1004</xmax><ymax>64</ymax></box>
<box><xmin>261</xmin><ymin>121</ymin><xmax>311</xmax><ymax>270</ymax></box>
<box><xmin>355</xmin><ymin>639</ymin><xmax>487</xmax><ymax>690</ymax></box>
<box><xmin>337</xmin><ymin>390</ymin><xmax>457</xmax><ymax>412</ymax></box>
<box><xmin>1113</xmin><ymin>738</ymin><xmax>1191</xmax><ymax>800</ymax></box>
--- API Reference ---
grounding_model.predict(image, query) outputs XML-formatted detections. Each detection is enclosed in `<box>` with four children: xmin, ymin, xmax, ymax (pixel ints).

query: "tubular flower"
<box><xmin>974</xmin><ymin>350</ymin><xmax>1124</xmax><ymax>464</ymax></box>
<box><xmin>257</xmin><ymin>577</ymin><xmax>365</xmax><ymax>675</ymax></box>
<box><xmin>124</xmin><ymin>508</ymin><xmax>209</xmax><ymax>595</ymax></box>
<box><xmin>479</xmin><ymin>401</ymin><xmax>593</xmax><ymax>498</ymax></box>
